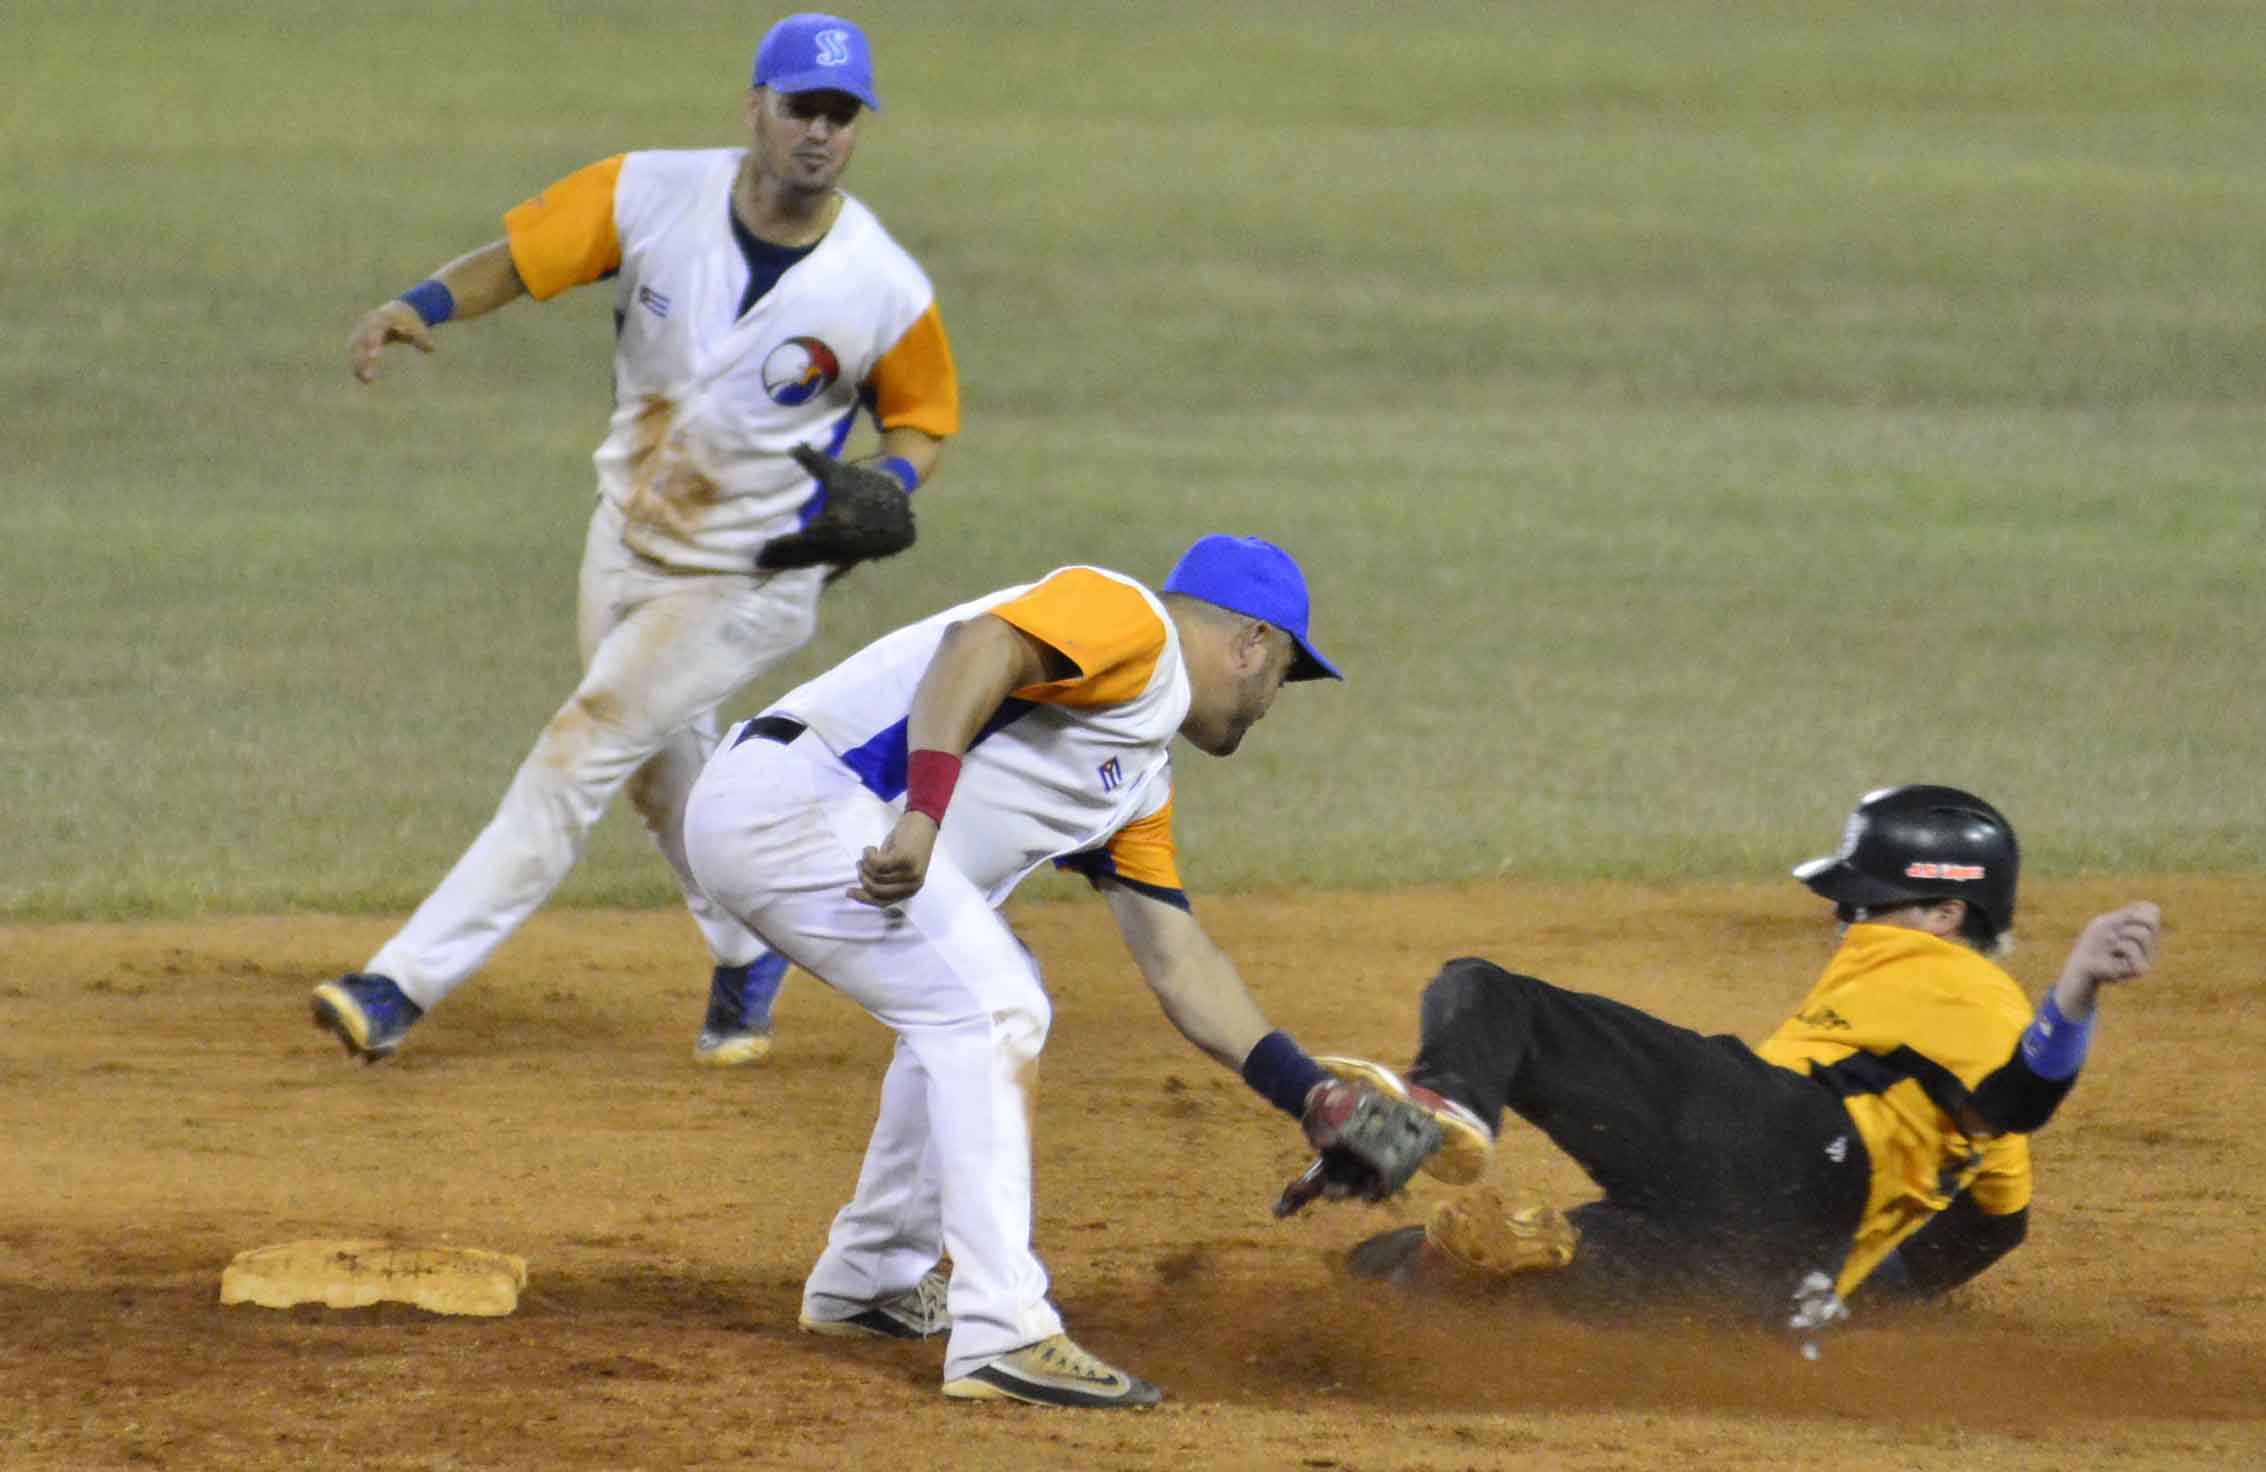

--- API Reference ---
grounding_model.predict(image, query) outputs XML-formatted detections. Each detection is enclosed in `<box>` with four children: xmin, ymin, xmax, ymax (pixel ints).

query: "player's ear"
<box><xmin>743</xmin><ymin>87</ymin><xmax>767</xmax><ymax>129</ymax></box>
<box><xmin>1924</xmin><ymin>899</ymin><xmax>1967</xmax><ymax>939</ymax></box>
<box><xmin>1238</xmin><ymin>619</ymin><xmax>1276</xmax><ymax>669</ymax></box>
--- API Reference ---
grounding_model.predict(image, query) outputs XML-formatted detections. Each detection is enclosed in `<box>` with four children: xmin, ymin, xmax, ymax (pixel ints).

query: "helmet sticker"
<box><xmin>1904</xmin><ymin>862</ymin><xmax>1985</xmax><ymax>881</ymax></box>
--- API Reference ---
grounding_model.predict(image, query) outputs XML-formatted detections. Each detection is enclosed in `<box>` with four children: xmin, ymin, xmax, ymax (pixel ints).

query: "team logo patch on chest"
<box><xmin>761</xmin><ymin>336</ymin><xmax>841</xmax><ymax>406</ymax></box>
<box><xmin>1097</xmin><ymin>757</ymin><xmax>1123</xmax><ymax>793</ymax></box>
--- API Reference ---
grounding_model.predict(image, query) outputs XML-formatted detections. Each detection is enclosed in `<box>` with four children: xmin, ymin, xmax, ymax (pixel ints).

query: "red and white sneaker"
<box><xmin>1312</xmin><ymin>1056</ymin><xmax>1494</xmax><ymax>1185</ymax></box>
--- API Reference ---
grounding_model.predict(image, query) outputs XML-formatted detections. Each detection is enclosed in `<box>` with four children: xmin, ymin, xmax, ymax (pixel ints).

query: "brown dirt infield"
<box><xmin>4</xmin><ymin>876</ymin><xmax>2261</xmax><ymax>1471</ymax></box>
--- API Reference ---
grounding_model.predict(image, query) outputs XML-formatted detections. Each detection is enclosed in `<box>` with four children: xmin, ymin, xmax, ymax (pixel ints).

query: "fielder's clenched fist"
<box><xmin>850</xmin><ymin>813</ymin><xmax>938</xmax><ymax>908</ymax></box>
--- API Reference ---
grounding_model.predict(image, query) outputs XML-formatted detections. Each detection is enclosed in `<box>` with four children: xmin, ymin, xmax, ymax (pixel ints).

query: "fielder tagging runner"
<box><xmin>318</xmin><ymin>15</ymin><xmax>954</xmax><ymax>1067</ymax></box>
<box><xmin>1293</xmin><ymin>786</ymin><xmax>2162</xmax><ymax>1349</ymax></box>
<box><xmin>683</xmin><ymin>535</ymin><xmax>1478</xmax><ymax>1407</ymax></box>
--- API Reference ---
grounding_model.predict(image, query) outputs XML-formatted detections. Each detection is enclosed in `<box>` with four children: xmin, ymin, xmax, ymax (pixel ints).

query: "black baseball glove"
<box><xmin>1273</xmin><ymin>1079</ymin><xmax>1445</xmax><ymax>1218</ymax></box>
<box><xmin>756</xmin><ymin>445</ymin><xmax>917</xmax><ymax>571</ymax></box>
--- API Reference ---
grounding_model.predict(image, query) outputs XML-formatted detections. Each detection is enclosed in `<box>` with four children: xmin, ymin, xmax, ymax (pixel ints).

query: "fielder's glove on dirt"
<box><xmin>756</xmin><ymin>445</ymin><xmax>917</xmax><ymax>571</ymax></box>
<box><xmin>1273</xmin><ymin>1080</ymin><xmax>1445</xmax><ymax>1217</ymax></box>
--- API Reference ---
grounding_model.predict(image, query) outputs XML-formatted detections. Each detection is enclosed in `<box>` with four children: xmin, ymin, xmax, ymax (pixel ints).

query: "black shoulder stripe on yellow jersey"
<box><xmin>1809</xmin><ymin>1045</ymin><xmax>1974</xmax><ymax>1125</ymax></box>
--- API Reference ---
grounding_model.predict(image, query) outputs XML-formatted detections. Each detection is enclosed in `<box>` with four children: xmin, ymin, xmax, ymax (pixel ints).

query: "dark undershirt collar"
<box><xmin>728</xmin><ymin>204</ymin><xmax>821</xmax><ymax>319</ymax></box>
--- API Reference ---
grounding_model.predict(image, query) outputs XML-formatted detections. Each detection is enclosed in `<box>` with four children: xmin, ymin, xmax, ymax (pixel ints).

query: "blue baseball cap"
<box><xmin>1162</xmin><ymin>535</ymin><xmax>1342</xmax><ymax>682</ymax></box>
<box><xmin>753</xmin><ymin>13</ymin><xmax>881</xmax><ymax>112</ymax></box>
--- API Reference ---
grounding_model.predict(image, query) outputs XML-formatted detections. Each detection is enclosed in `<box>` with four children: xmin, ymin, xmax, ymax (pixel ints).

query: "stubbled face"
<box><xmin>1184</xmin><ymin>625</ymin><xmax>1298</xmax><ymax>757</ymax></box>
<box><xmin>746</xmin><ymin>87</ymin><xmax>861</xmax><ymax>196</ymax></box>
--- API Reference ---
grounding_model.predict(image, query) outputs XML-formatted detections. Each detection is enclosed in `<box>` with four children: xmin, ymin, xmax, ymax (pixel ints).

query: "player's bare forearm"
<box><xmin>427</xmin><ymin>239</ymin><xmax>529</xmax><ymax>322</ymax></box>
<box><xmin>1968</xmin><ymin>901</ymin><xmax>2163</xmax><ymax>1134</ymax></box>
<box><xmin>1101</xmin><ymin>882</ymin><xmax>1273</xmax><ymax>1071</ymax></box>
<box><xmin>348</xmin><ymin>240</ymin><xmax>529</xmax><ymax>383</ymax></box>
<box><xmin>903</xmin><ymin>615</ymin><xmax>1062</xmax><ymax>755</ymax></box>
<box><xmin>847</xmin><ymin>617</ymin><xmax>1061</xmax><ymax>908</ymax></box>
<box><xmin>866</xmin><ymin>425</ymin><xmax>944</xmax><ymax>486</ymax></box>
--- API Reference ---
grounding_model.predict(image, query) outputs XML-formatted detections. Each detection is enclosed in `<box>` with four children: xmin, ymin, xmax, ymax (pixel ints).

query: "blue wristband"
<box><xmin>2017</xmin><ymin>993</ymin><xmax>2096</xmax><ymax>1081</ymax></box>
<box><xmin>397</xmin><ymin>279</ymin><xmax>455</xmax><ymax>328</ymax></box>
<box><xmin>1241</xmin><ymin>1030</ymin><xmax>1329</xmax><ymax>1118</ymax></box>
<box><xmin>875</xmin><ymin>455</ymin><xmax>919</xmax><ymax>493</ymax></box>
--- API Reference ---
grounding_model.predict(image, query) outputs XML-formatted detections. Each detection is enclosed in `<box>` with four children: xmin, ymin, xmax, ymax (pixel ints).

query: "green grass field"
<box><xmin>6</xmin><ymin>0</ymin><xmax>2262</xmax><ymax>919</ymax></box>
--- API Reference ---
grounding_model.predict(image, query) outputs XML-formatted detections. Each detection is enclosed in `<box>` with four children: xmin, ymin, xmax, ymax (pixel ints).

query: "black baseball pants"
<box><xmin>1407</xmin><ymin>957</ymin><xmax>1870</xmax><ymax>1314</ymax></box>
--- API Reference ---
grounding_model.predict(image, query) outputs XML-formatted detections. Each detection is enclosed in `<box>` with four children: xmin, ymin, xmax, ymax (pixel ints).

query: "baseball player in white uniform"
<box><xmin>318</xmin><ymin>14</ymin><xmax>957</xmax><ymax>1067</ymax></box>
<box><xmin>682</xmin><ymin>535</ymin><xmax>1488</xmax><ymax>1408</ymax></box>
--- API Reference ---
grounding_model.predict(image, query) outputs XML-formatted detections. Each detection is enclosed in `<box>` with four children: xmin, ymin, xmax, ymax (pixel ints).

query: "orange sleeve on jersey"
<box><xmin>991</xmin><ymin>568</ymin><xmax>1165</xmax><ymax>708</ymax></box>
<box><xmin>503</xmin><ymin>155</ymin><xmax>627</xmax><ymax>302</ymax></box>
<box><xmin>1965</xmin><ymin>1132</ymin><xmax>2033</xmax><ymax>1215</ymax></box>
<box><xmin>1103</xmin><ymin>796</ymin><xmax>1183</xmax><ymax>892</ymax></box>
<box><xmin>868</xmin><ymin>303</ymin><xmax>959</xmax><ymax>438</ymax></box>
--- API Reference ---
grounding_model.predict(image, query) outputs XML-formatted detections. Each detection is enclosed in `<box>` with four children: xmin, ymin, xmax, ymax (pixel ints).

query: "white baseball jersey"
<box><xmin>504</xmin><ymin>150</ymin><xmax>958</xmax><ymax>571</ymax></box>
<box><xmin>760</xmin><ymin>565</ymin><xmax>1193</xmax><ymax>907</ymax></box>
<box><xmin>682</xmin><ymin>566</ymin><xmax>1200</xmax><ymax>1378</ymax></box>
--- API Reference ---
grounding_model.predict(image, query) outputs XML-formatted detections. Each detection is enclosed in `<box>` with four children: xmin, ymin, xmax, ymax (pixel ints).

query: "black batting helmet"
<box><xmin>1792</xmin><ymin>785</ymin><xmax>2020</xmax><ymax>942</ymax></box>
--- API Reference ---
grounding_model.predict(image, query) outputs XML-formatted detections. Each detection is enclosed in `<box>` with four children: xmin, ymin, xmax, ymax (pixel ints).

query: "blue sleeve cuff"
<box><xmin>2017</xmin><ymin>993</ymin><xmax>2096</xmax><ymax>1081</ymax></box>
<box><xmin>1242</xmin><ymin>1030</ymin><xmax>1328</xmax><ymax>1118</ymax></box>
<box><xmin>397</xmin><ymin>279</ymin><xmax>455</xmax><ymax>327</ymax></box>
<box><xmin>876</xmin><ymin>455</ymin><xmax>920</xmax><ymax>493</ymax></box>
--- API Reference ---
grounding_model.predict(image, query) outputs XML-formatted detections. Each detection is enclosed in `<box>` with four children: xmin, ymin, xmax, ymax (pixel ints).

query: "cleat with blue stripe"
<box><xmin>694</xmin><ymin>952</ymin><xmax>788</xmax><ymax>1067</ymax></box>
<box><xmin>311</xmin><ymin>973</ymin><xmax>424</xmax><ymax>1063</ymax></box>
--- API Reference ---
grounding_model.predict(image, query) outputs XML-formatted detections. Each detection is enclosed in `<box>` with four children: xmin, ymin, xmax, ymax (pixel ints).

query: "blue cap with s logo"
<box><xmin>1162</xmin><ymin>535</ymin><xmax>1343</xmax><ymax>682</ymax></box>
<box><xmin>753</xmin><ymin>13</ymin><xmax>881</xmax><ymax>112</ymax></box>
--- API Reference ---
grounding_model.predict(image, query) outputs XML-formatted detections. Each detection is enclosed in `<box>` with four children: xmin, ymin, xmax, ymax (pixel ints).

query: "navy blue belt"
<box><xmin>735</xmin><ymin>715</ymin><xmax>807</xmax><ymax>748</ymax></box>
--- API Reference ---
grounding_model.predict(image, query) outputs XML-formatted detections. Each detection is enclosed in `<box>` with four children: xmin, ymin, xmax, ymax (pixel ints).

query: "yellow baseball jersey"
<box><xmin>1754</xmin><ymin>925</ymin><xmax>2035</xmax><ymax>1296</ymax></box>
<box><xmin>502</xmin><ymin>151</ymin><xmax>958</xmax><ymax>571</ymax></box>
<box><xmin>767</xmin><ymin>566</ymin><xmax>1188</xmax><ymax>906</ymax></box>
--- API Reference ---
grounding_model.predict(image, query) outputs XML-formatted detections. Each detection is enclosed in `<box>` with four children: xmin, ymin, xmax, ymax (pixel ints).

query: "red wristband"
<box><xmin>905</xmin><ymin>749</ymin><xmax>962</xmax><ymax>824</ymax></box>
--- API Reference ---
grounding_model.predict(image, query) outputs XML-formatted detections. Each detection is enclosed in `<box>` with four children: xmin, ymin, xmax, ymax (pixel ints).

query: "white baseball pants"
<box><xmin>368</xmin><ymin>498</ymin><xmax>821</xmax><ymax>1007</ymax></box>
<box><xmin>683</xmin><ymin>730</ymin><xmax>1066</xmax><ymax>1380</ymax></box>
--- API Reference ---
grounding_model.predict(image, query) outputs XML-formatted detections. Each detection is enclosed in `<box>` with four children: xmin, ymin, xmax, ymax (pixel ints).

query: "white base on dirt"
<box><xmin>219</xmin><ymin>1239</ymin><xmax>527</xmax><ymax>1316</ymax></box>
